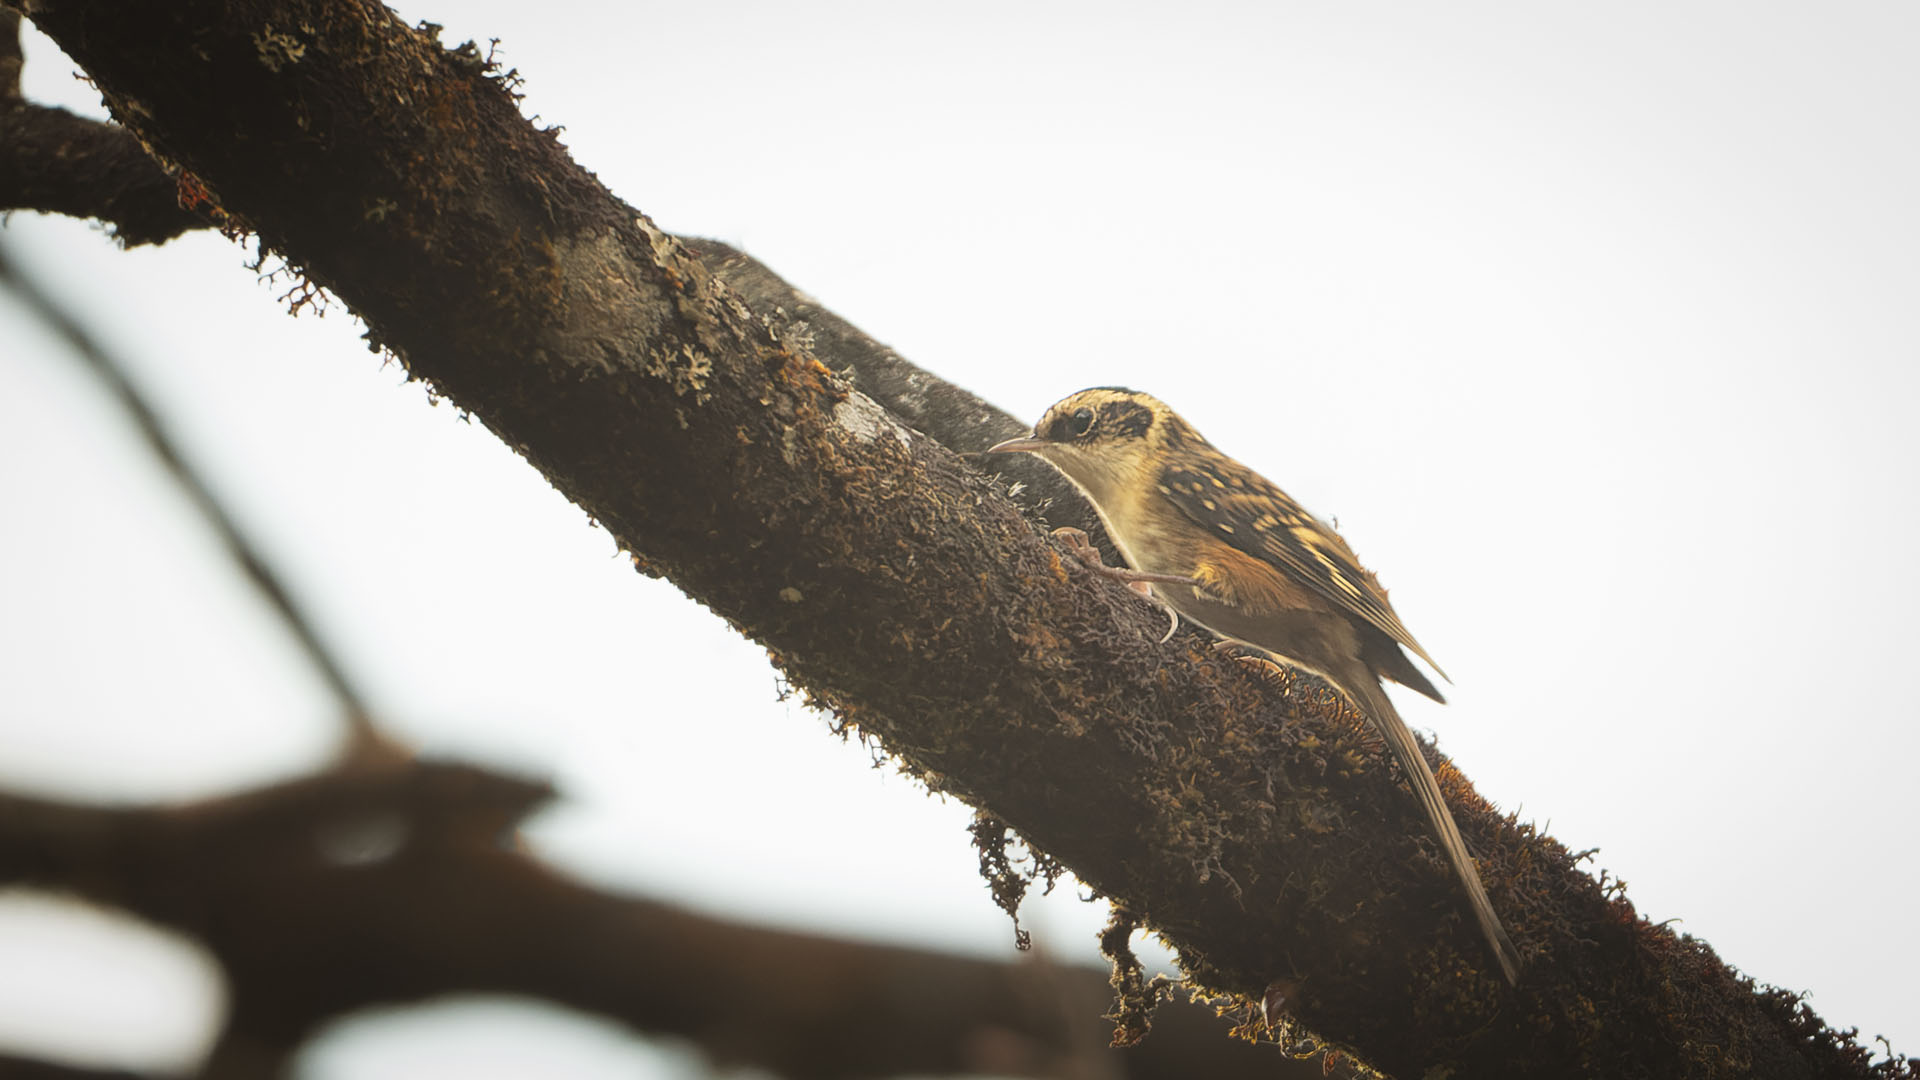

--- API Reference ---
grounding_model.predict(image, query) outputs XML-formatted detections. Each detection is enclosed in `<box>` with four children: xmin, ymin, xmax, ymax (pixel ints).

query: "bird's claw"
<box><xmin>1049</xmin><ymin>526</ymin><xmax>1185</xmax><ymax>643</ymax></box>
<box><xmin>1212</xmin><ymin>640</ymin><xmax>1290</xmax><ymax>682</ymax></box>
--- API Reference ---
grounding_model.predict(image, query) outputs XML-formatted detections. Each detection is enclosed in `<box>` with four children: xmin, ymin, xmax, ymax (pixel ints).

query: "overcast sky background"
<box><xmin>2</xmin><ymin>2</ymin><xmax>1916</xmax><ymax>1075</ymax></box>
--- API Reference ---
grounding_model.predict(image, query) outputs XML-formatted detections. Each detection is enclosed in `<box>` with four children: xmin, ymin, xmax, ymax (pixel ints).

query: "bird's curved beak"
<box><xmin>985</xmin><ymin>436</ymin><xmax>1047</xmax><ymax>454</ymax></box>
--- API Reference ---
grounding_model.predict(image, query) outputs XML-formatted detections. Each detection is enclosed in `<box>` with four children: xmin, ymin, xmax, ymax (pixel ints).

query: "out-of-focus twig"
<box><xmin>0</xmin><ymin>1053</ymin><xmax>155</xmax><ymax>1080</ymax></box>
<box><xmin>0</xmin><ymin>241</ymin><xmax>379</xmax><ymax>747</ymax></box>
<box><xmin>0</xmin><ymin>756</ymin><xmax>1308</xmax><ymax>1080</ymax></box>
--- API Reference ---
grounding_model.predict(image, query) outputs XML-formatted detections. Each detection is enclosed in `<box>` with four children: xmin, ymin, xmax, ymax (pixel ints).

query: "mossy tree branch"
<box><xmin>0</xmin><ymin>11</ymin><xmax>208</xmax><ymax>246</ymax></box>
<box><xmin>3</xmin><ymin>2</ymin><xmax>1909</xmax><ymax>1077</ymax></box>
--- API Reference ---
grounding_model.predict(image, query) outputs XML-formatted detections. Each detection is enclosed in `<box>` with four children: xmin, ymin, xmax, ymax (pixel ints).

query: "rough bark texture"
<box><xmin>0</xmin><ymin>98</ymin><xmax>209</xmax><ymax>246</ymax></box>
<box><xmin>0</xmin><ymin>11</ymin><xmax>209</xmax><ymax>246</ymax></box>
<box><xmin>3</xmin><ymin>2</ymin><xmax>1911</xmax><ymax>1078</ymax></box>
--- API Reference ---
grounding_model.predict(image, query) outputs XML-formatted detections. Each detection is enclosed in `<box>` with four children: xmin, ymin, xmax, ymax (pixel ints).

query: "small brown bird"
<box><xmin>988</xmin><ymin>387</ymin><xmax>1521</xmax><ymax>984</ymax></box>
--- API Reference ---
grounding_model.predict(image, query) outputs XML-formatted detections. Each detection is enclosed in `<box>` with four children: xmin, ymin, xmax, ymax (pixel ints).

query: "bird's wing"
<box><xmin>1156</xmin><ymin>456</ymin><xmax>1448</xmax><ymax>681</ymax></box>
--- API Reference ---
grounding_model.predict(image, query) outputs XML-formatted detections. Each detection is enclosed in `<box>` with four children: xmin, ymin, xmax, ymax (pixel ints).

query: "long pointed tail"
<box><xmin>1345</xmin><ymin>674</ymin><xmax>1522</xmax><ymax>984</ymax></box>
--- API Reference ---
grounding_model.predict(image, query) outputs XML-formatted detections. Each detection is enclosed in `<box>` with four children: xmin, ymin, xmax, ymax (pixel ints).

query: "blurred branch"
<box><xmin>0</xmin><ymin>1055</ymin><xmax>154</xmax><ymax>1080</ymax></box>
<box><xmin>0</xmin><ymin>242</ymin><xmax>378</xmax><ymax>747</ymax></box>
<box><xmin>0</xmin><ymin>757</ymin><xmax>1309</xmax><ymax>1080</ymax></box>
<box><xmin>1</xmin><ymin>2</ymin><xmax>1912</xmax><ymax>1078</ymax></box>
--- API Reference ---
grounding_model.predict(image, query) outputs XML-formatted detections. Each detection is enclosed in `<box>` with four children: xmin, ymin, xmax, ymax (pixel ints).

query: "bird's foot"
<box><xmin>1211</xmin><ymin>640</ymin><xmax>1291</xmax><ymax>682</ymax></box>
<box><xmin>1050</xmin><ymin>527</ymin><xmax>1191</xmax><ymax>643</ymax></box>
<box><xmin>1050</xmin><ymin>527</ymin><xmax>1197</xmax><ymax>589</ymax></box>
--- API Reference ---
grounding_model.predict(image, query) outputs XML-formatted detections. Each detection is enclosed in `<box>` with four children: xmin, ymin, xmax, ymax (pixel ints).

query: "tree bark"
<box><xmin>3</xmin><ymin>2</ymin><xmax>1909</xmax><ymax>1077</ymax></box>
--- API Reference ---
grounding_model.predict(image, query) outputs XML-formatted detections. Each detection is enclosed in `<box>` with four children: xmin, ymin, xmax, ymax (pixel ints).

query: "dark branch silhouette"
<box><xmin>0</xmin><ymin>13</ymin><xmax>206</xmax><ymax>246</ymax></box>
<box><xmin>0</xmin><ymin>757</ymin><xmax>1317</xmax><ymax>1080</ymax></box>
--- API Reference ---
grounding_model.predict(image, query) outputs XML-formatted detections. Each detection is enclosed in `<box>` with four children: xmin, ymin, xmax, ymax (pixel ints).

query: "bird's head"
<box><xmin>987</xmin><ymin>387</ymin><xmax>1195</xmax><ymax>508</ymax></box>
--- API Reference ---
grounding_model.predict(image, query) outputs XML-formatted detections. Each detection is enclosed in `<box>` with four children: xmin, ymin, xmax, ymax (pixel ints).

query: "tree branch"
<box><xmin>3</xmin><ymin>2</ymin><xmax>1910</xmax><ymax>1077</ymax></box>
<box><xmin>0</xmin><ymin>1055</ymin><xmax>154</xmax><ymax>1080</ymax></box>
<box><xmin>0</xmin><ymin>757</ymin><xmax>1314</xmax><ymax>1080</ymax></box>
<box><xmin>0</xmin><ymin>12</ymin><xmax>205</xmax><ymax>247</ymax></box>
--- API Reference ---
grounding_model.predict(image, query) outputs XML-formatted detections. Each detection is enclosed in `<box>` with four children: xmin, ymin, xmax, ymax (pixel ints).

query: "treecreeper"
<box><xmin>989</xmin><ymin>387</ymin><xmax>1522</xmax><ymax>985</ymax></box>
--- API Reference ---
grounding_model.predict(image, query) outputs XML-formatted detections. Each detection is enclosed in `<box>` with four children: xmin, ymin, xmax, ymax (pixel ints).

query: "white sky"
<box><xmin>2</xmin><ymin>2</ymin><xmax>1916</xmax><ymax>1075</ymax></box>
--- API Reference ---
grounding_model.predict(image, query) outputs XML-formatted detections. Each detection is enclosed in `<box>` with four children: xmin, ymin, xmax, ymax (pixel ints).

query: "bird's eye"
<box><xmin>1067</xmin><ymin>408</ymin><xmax>1095</xmax><ymax>438</ymax></box>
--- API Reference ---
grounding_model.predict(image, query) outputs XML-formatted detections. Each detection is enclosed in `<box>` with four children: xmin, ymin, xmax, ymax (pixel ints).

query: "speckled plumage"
<box><xmin>989</xmin><ymin>387</ymin><xmax>1522</xmax><ymax>985</ymax></box>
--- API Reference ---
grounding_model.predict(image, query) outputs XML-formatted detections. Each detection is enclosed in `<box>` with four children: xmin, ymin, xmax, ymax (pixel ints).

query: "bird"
<box><xmin>987</xmin><ymin>387</ymin><xmax>1522</xmax><ymax>985</ymax></box>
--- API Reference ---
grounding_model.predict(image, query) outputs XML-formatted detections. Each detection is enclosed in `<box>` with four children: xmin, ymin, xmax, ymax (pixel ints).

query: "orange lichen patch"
<box><xmin>759</xmin><ymin>340</ymin><xmax>848</xmax><ymax>407</ymax></box>
<box><xmin>176</xmin><ymin>170</ymin><xmax>221</xmax><ymax>214</ymax></box>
